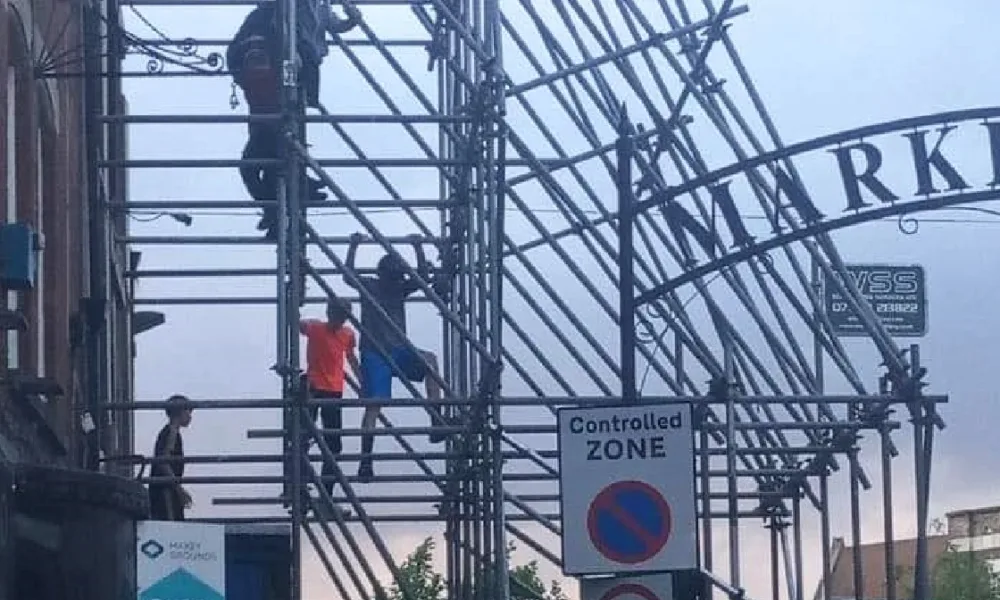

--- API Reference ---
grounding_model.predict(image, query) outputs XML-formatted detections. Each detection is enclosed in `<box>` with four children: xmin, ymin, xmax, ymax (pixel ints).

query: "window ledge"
<box><xmin>0</xmin><ymin>309</ymin><xmax>27</xmax><ymax>332</ymax></box>
<box><xmin>6</xmin><ymin>374</ymin><xmax>67</xmax><ymax>458</ymax></box>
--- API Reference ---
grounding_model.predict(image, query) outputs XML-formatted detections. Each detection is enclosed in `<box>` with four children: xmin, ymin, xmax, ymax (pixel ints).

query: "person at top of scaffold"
<box><xmin>226</xmin><ymin>1</ymin><xmax>361</xmax><ymax>240</ymax></box>
<box><xmin>345</xmin><ymin>233</ymin><xmax>449</xmax><ymax>482</ymax></box>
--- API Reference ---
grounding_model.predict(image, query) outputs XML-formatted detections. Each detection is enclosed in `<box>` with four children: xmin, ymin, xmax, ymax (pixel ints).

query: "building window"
<box><xmin>40</xmin><ymin>121</ymin><xmax>58</xmax><ymax>387</ymax></box>
<box><xmin>34</xmin><ymin>125</ymin><xmax>45</xmax><ymax>377</ymax></box>
<box><xmin>5</xmin><ymin>69</ymin><xmax>18</xmax><ymax>370</ymax></box>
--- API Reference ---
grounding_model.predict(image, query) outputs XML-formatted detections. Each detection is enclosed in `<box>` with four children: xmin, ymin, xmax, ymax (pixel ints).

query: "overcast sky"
<box><xmin>121</xmin><ymin>1</ymin><xmax>1000</xmax><ymax>599</ymax></box>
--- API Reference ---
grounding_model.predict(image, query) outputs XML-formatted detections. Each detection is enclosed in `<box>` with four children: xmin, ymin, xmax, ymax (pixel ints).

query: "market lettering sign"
<box><xmin>634</xmin><ymin>107</ymin><xmax>1000</xmax><ymax>304</ymax></box>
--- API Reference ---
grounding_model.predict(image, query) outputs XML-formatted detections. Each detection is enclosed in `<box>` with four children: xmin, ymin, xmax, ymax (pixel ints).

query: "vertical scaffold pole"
<box><xmin>276</xmin><ymin>0</ymin><xmax>304</xmax><ymax>598</ymax></box>
<box><xmin>881</xmin><ymin>413</ymin><xmax>897</xmax><ymax>600</ymax></box>
<box><xmin>723</xmin><ymin>333</ymin><xmax>740</xmax><ymax>589</ymax></box>
<box><xmin>617</xmin><ymin>106</ymin><xmax>636</xmax><ymax>404</ymax></box>
<box><xmin>83</xmin><ymin>0</ymin><xmax>109</xmax><ymax>472</ymax></box>
<box><xmin>435</xmin><ymin>4</ymin><xmax>461</xmax><ymax>595</ymax></box>
<box><xmin>485</xmin><ymin>0</ymin><xmax>509</xmax><ymax>595</ymax></box>
<box><xmin>911</xmin><ymin>344</ymin><xmax>932</xmax><ymax>600</ymax></box>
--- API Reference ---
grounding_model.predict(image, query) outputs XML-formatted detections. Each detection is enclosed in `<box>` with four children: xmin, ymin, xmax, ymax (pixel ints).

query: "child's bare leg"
<box><xmin>418</xmin><ymin>350</ymin><xmax>447</xmax><ymax>443</ymax></box>
<box><xmin>361</xmin><ymin>404</ymin><xmax>380</xmax><ymax>431</ymax></box>
<box><xmin>418</xmin><ymin>350</ymin><xmax>441</xmax><ymax>403</ymax></box>
<box><xmin>358</xmin><ymin>404</ymin><xmax>381</xmax><ymax>481</ymax></box>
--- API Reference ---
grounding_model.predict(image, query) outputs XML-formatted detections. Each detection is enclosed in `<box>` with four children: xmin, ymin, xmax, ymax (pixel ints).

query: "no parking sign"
<box><xmin>558</xmin><ymin>403</ymin><xmax>697</xmax><ymax>576</ymax></box>
<box><xmin>587</xmin><ymin>481</ymin><xmax>672</xmax><ymax>565</ymax></box>
<box><xmin>579</xmin><ymin>573</ymin><xmax>674</xmax><ymax>600</ymax></box>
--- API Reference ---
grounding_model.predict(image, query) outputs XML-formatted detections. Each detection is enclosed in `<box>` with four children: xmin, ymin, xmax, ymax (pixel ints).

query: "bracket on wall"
<box><xmin>32</xmin><ymin>0</ymin><xmax>226</xmax><ymax>79</ymax></box>
<box><xmin>132</xmin><ymin>311</ymin><xmax>165</xmax><ymax>336</ymax></box>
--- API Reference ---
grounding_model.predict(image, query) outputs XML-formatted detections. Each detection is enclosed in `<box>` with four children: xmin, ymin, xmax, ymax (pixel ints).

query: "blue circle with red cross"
<box><xmin>586</xmin><ymin>480</ymin><xmax>672</xmax><ymax>564</ymax></box>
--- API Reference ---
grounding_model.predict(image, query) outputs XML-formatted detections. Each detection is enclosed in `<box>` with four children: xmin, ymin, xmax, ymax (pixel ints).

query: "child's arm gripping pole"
<box><xmin>344</xmin><ymin>233</ymin><xmax>362</xmax><ymax>289</ymax></box>
<box><xmin>326</xmin><ymin>0</ymin><xmax>361</xmax><ymax>35</ymax></box>
<box><xmin>346</xmin><ymin>346</ymin><xmax>362</xmax><ymax>389</ymax></box>
<box><xmin>409</xmin><ymin>233</ymin><xmax>431</xmax><ymax>278</ymax></box>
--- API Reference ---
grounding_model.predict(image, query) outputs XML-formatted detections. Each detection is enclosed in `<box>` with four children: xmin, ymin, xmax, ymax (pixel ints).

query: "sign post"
<box><xmin>557</xmin><ymin>402</ymin><xmax>697</xmax><ymax>576</ymax></box>
<box><xmin>823</xmin><ymin>264</ymin><xmax>927</xmax><ymax>337</ymax></box>
<box><xmin>580</xmin><ymin>574</ymin><xmax>674</xmax><ymax>600</ymax></box>
<box><xmin>137</xmin><ymin>521</ymin><xmax>227</xmax><ymax>600</ymax></box>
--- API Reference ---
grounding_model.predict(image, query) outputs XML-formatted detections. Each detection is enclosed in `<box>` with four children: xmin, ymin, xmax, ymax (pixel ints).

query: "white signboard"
<box><xmin>558</xmin><ymin>403</ymin><xmax>697</xmax><ymax>575</ymax></box>
<box><xmin>137</xmin><ymin>521</ymin><xmax>226</xmax><ymax>600</ymax></box>
<box><xmin>580</xmin><ymin>573</ymin><xmax>674</xmax><ymax>600</ymax></box>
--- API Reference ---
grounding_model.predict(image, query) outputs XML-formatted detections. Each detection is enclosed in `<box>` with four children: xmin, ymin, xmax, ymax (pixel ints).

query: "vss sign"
<box><xmin>848</xmin><ymin>268</ymin><xmax>920</xmax><ymax>295</ymax></box>
<box><xmin>823</xmin><ymin>264</ymin><xmax>927</xmax><ymax>338</ymax></box>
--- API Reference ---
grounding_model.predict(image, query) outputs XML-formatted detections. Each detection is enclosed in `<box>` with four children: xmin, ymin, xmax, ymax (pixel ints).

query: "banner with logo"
<box><xmin>137</xmin><ymin>521</ymin><xmax>226</xmax><ymax>600</ymax></box>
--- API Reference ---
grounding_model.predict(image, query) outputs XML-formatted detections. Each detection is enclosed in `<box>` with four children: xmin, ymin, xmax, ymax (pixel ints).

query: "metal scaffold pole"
<box><xmin>485</xmin><ymin>0</ymin><xmax>509</xmax><ymax>592</ymax></box>
<box><xmin>276</xmin><ymin>0</ymin><xmax>305</xmax><ymax>595</ymax></box>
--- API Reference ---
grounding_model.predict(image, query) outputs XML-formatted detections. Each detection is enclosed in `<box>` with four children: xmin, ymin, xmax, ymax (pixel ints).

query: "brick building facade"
<box><xmin>1</xmin><ymin>0</ymin><xmax>88</xmax><ymax>463</ymax></box>
<box><xmin>1</xmin><ymin>0</ymin><xmax>137</xmax><ymax>471</ymax></box>
<box><xmin>813</xmin><ymin>506</ymin><xmax>1000</xmax><ymax>600</ymax></box>
<box><xmin>0</xmin><ymin>0</ymin><xmax>148</xmax><ymax>596</ymax></box>
<box><xmin>812</xmin><ymin>534</ymin><xmax>951</xmax><ymax>600</ymax></box>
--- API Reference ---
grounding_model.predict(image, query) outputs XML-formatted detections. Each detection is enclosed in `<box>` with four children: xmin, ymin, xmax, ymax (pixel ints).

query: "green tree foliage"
<box><xmin>509</xmin><ymin>557</ymin><xmax>569</xmax><ymax>600</ymax></box>
<box><xmin>931</xmin><ymin>547</ymin><xmax>1000</xmax><ymax>600</ymax></box>
<box><xmin>389</xmin><ymin>538</ymin><xmax>446</xmax><ymax>600</ymax></box>
<box><xmin>389</xmin><ymin>537</ymin><xmax>567</xmax><ymax>600</ymax></box>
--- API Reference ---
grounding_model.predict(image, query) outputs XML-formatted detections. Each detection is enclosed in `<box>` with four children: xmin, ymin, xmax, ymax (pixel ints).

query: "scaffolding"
<box><xmin>53</xmin><ymin>0</ymin><xmax>948</xmax><ymax>599</ymax></box>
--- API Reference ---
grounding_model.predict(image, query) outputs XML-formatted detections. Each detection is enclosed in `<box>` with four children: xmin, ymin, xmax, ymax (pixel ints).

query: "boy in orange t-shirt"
<box><xmin>300</xmin><ymin>297</ymin><xmax>360</xmax><ymax>500</ymax></box>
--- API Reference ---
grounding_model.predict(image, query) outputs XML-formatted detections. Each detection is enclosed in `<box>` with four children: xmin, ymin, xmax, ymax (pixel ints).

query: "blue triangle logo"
<box><xmin>140</xmin><ymin>567</ymin><xmax>224</xmax><ymax>600</ymax></box>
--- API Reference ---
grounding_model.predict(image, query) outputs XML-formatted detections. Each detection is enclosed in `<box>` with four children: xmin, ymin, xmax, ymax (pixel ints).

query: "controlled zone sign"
<box><xmin>137</xmin><ymin>521</ymin><xmax>226</xmax><ymax>600</ymax></box>
<box><xmin>557</xmin><ymin>403</ymin><xmax>697</xmax><ymax>575</ymax></box>
<box><xmin>580</xmin><ymin>573</ymin><xmax>674</xmax><ymax>600</ymax></box>
<box><xmin>823</xmin><ymin>264</ymin><xmax>926</xmax><ymax>337</ymax></box>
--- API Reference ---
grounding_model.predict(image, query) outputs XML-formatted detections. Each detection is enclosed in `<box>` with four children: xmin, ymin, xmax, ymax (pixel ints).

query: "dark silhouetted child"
<box><xmin>149</xmin><ymin>395</ymin><xmax>194</xmax><ymax>521</ymax></box>
<box><xmin>344</xmin><ymin>233</ymin><xmax>447</xmax><ymax>482</ymax></box>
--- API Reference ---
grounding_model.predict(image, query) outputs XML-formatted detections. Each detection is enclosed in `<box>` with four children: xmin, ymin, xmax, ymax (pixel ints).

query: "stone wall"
<box><xmin>10</xmin><ymin>464</ymin><xmax>148</xmax><ymax>600</ymax></box>
<box><xmin>0</xmin><ymin>388</ymin><xmax>67</xmax><ymax>465</ymax></box>
<box><xmin>947</xmin><ymin>506</ymin><xmax>1000</xmax><ymax>538</ymax></box>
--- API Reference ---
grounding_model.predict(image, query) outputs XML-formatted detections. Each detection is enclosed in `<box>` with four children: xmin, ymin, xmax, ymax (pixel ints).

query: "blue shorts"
<box><xmin>361</xmin><ymin>347</ymin><xmax>428</xmax><ymax>398</ymax></box>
